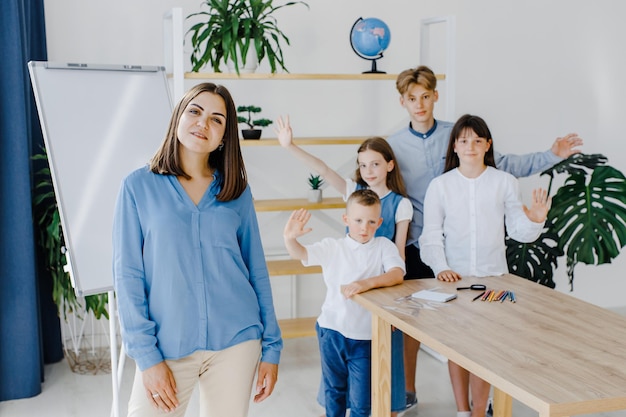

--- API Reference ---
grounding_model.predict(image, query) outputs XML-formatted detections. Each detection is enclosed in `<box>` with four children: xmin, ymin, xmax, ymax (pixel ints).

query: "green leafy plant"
<box><xmin>32</xmin><ymin>152</ymin><xmax>109</xmax><ymax>320</ymax></box>
<box><xmin>186</xmin><ymin>0</ymin><xmax>309</xmax><ymax>74</ymax></box>
<box><xmin>506</xmin><ymin>153</ymin><xmax>626</xmax><ymax>290</ymax></box>
<box><xmin>308</xmin><ymin>173</ymin><xmax>324</xmax><ymax>190</ymax></box>
<box><xmin>237</xmin><ymin>105</ymin><xmax>273</xmax><ymax>129</ymax></box>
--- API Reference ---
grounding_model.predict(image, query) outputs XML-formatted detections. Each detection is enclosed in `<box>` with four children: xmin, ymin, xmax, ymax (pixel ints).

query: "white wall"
<box><xmin>43</xmin><ymin>0</ymin><xmax>626</xmax><ymax>310</ymax></box>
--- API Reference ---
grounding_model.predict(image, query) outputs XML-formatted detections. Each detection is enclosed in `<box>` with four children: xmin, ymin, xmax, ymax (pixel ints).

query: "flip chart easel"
<box><xmin>28</xmin><ymin>61</ymin><xmax>173</xmax><ymax>417</ymax></box>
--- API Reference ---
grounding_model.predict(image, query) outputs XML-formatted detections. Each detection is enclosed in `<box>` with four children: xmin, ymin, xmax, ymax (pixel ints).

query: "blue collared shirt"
<box><xmin>112</xmin><ymin>166</ymin><xmax>282</xmax><ymax>371</ymax></box>
<box><xmin>387</xmin><ymin>121</ymin><xmax>561</xmax><ymax>247</ymax></box>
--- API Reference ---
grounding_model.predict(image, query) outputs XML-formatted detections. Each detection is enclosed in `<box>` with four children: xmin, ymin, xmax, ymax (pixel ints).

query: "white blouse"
<box><xmin>418</xmin><ymin>167</ymin><xmax>544</xmax><ymax>277</ymax></box>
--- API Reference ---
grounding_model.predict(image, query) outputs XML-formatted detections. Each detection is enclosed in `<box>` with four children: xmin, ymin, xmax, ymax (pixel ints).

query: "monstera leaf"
<box><xmin>506</xmin><ymin>230</ymin><xmax>563</xmax><ymax>288</ymax></box>
<box><xmin>549</xmin><ymin>165</ymin><xmax>626</xmax><ymax>265</ymax></box>
<box><xmin>541</xmin><ymin>153</ymin><xmax>608</xmax><ymax>184</ymax></box>
<box><xmin>506</xmin><ymin>153</ymin><xmax>626</xmax><ymax>290</ymax></box>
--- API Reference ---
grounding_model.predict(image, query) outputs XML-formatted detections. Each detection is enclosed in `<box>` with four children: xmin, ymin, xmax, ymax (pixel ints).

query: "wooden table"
<box><xmin>353</xmin><ymin>274</ymin><xmax>626</xmax><ymax>417</ymax></box>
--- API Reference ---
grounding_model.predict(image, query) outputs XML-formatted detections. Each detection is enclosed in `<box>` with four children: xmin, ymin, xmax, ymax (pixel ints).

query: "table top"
<box><xmin>353</xmin><ymin>274</ymin><xmax>626</xmax><ymax>416</ymax></box>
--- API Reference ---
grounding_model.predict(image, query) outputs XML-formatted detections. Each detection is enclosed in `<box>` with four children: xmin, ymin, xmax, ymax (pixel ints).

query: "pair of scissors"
<box><xmin>456</xmin><ymin>284</ymin><xmax>487</xmax><ymax>291</ymax></box>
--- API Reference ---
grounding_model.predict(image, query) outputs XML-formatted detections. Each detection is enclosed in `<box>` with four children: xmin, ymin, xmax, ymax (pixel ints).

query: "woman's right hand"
<box><xmin>275</xmin><ymin>115</ymin><xmax>293</xmax><ymax>148</ymax></box>
<box><xmin>142</xmin><ymin>361</ymin><xmax>179</xmax><ymax>412</ymax></box>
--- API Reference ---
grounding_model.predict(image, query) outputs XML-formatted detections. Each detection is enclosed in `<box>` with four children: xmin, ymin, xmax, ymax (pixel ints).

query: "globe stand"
<box><xmin>362</xmin><ymin>57</ymin><xmax>386</xmax><ymax>74</ymax></box>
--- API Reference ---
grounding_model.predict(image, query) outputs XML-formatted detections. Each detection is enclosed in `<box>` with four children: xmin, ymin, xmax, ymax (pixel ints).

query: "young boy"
<box><xmin>386</xmin><ymin>65</ymin><xmax>584</xmax><ymax>409</ymax></box>
<box><xmin>283</xmin><ymin>189</ymin><xmax>405</xmax><ymax>417</ymax></box>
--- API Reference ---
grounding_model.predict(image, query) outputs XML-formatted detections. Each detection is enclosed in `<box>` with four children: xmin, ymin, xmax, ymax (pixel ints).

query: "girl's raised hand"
<box><xmin>275</xmin><ymin>115</ymin><xmax>293</xmax><ymax>148</ymax></box>
<box><xmin>523</xmin><ymin>188</ymin><xmax>551</xmax><ymax>223</ymax></box>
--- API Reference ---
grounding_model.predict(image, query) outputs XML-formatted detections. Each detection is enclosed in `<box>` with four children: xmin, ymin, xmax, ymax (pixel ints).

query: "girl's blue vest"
<box><xmin>353</xmin><ymin>184</ymin><xmax>404</xmax><ymax>241</ymax></box>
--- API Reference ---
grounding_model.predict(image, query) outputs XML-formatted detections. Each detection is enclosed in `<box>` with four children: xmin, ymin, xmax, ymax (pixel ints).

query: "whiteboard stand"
<box><xmin>109</xmin><ymin>290</ymin><xmax>121</xmax><ymax>417</ymax></box>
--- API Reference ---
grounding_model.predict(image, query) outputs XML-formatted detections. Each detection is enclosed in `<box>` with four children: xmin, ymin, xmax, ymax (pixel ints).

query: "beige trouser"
<box><xmin>127</xmin><ymin>339</ymin><xmax>261</xmax><ymax>417</ymax></box>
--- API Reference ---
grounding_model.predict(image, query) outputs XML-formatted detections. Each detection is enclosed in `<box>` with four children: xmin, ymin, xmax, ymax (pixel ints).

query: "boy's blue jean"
<box><xmin>316</xmin><ymin>323</ymin><xmax>371</xmax><ymax>417</ymax></box>
<box><xmin>316</xmin><ymin>327</ymin><xmax>405</xmax><ymax>411</ymax></box>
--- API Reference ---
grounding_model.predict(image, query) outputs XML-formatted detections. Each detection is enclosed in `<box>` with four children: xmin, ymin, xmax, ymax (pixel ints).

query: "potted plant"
<box><xmin>237</xmin><ymin>105</ymin><xmax>273</xmax><ymax>139</ymax></box>
<box><xmin>307</xmin><ymin>173</ymin><xmax>324</xmax><ymax>203</ymax></box>
<box><xmin>33</xmin><ymin>151</ymin><xmax>111</xmax><ymax>373</ymax></box>
<box><xmin>186</xmin><ymin>0</ymin><xmax>309</xmax><ymax>74</ymax></box>
<box><xmin>506</xmin><ymin>153</ymin><xmax>626</xmax><ymax>290</ymax></box>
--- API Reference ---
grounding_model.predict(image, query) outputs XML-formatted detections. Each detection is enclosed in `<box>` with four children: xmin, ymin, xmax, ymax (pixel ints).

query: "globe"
<box><xmin>349</xmin><ymin>17</ymin><xmax>391</xmax><ymax>74</ymax></box>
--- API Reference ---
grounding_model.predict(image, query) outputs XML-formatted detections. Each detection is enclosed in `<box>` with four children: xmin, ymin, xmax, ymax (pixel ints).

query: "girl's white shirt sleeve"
<box><xmin>344</xmin><ymin>178</ymin><xmax>358</xmax><ymax>200</ymax></box>
<box><xmin>396</xmin><ymin>197</ymin><xmax>413</xmax><ymax>223</ymax></box>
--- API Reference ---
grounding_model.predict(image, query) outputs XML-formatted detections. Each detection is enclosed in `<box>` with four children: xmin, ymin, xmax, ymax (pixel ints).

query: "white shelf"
<box><xmin>182</xmin><ymin>72</ymin><xmax>445</xmax><ymax>81</ymax></box>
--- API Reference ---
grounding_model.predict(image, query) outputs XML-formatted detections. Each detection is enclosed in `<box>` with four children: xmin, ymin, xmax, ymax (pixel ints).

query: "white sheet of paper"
<box><xmin>411</xmin><ymin>289</ymin><xmax>457</xmax><ymax>303</ymax></box>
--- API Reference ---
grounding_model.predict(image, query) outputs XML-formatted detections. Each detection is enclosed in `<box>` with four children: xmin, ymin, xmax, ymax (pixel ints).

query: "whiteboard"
<box><xmin>28</xmin><ymin>62</ymin><xmax>173</xmax><ymax>296</ymax></box>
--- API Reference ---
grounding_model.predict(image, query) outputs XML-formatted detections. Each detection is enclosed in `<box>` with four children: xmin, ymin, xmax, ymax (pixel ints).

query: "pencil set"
<box><xmin>472</xmin><ymin>289</ymin><xmax>516</xmax><ymax>303</ymax></box>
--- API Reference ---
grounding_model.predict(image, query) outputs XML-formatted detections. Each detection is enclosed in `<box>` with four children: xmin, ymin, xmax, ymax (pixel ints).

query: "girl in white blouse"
<box><xmin>418</xmin><ymin>114</ymin><xmax>550</xmax><ymax>417</ymax></box>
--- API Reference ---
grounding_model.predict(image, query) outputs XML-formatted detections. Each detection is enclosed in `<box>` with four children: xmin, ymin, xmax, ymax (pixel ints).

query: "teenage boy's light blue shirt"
<box><xmin>387</xmin><ymin>121</ymin><xmax>561</xmax><ymax>247</ymax></box>
<box><xmin>113</xmin><ymin>166</ymin><xmax>282</xmax><ymax>371</ymax></box>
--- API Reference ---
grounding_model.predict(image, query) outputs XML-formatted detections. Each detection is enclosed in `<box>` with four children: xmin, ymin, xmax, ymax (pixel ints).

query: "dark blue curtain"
<box><xmin>0</xmin><ymin>0</ymin><xmax>64</xmax><ymax>401</ymax></box>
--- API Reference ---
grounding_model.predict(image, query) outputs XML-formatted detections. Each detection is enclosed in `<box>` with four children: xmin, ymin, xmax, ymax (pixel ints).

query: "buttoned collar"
<box><xmin>409</xmin><ymin>119</ymin><xmax>438</xmax><ymax>139</ymax></box>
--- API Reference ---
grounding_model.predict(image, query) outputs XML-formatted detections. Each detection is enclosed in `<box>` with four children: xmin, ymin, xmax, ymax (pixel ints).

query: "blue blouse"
<box><xmin>112</xmin><ymin>166</ymin><xmax>282</xmax><ymax>371</ymax></box>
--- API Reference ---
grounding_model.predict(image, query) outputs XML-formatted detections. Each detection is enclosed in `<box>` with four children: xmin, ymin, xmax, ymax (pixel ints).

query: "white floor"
<box><xmin>1</xmin><ymin>337</ymin><xmax>625</xmax><ymax>417</ymax></box>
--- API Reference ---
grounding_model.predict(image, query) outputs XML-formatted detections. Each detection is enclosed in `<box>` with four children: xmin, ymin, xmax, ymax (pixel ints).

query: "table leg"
<box><xmin>493</xmin><ymin>387</ymin><xmax>513</xmax><ymax>417</ymax></box>
<box><xmin>371</xmin><ymin>315</ymin><xmax>392</xmax><ymax>417</ymax></box>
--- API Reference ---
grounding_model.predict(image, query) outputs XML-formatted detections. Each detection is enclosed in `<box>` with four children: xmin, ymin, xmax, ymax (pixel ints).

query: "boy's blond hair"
<box><xmin>346</xmin><ymin>189</ymin><xmax>381</xmax><ymax>212</ymax></box>
<box><xmin>395</xmin><ymin>65</ymin><xmax>438</xmax><ymax>95</ymax></box>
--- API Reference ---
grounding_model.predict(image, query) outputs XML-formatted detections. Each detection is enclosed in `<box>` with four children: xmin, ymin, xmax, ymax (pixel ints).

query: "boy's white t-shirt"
<box><xmin>303</xmin><ymin>235</ymin><xmax>405</xmax><ymax>340</ymax></box>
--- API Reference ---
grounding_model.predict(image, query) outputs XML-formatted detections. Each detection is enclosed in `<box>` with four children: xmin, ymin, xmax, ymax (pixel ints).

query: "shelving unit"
<box><xmin>175</xmin><ymin>73</ymin><xmax>446</xmax><ymax>110</ymax></box>
<box><xmin>163</xmin><ymin>8</ymin><xmax>453</xmax><ymax>339</ymax></box>
<box><xmin>185</xmin><ymin>72</ymin><xmax>404</xmax><ymax>80</ymax></box>
<box><xmin>248</xmin><ymin>137</ymin><xmax>358</xmax><ymax>338</ymax></box>
<box><xmin>255</xmin><ymin>197</ymin><xmax>345</xmax><ymax>212</ymax></box>
<box><xmin>266</xmin><ymin>259</ymin><xmax>321</xmax><ymax>339</ymax></box>
<box><xmin>240</xmin><ymin>136</ymin><xmax>367</xmax><ymax>146</ymax></box>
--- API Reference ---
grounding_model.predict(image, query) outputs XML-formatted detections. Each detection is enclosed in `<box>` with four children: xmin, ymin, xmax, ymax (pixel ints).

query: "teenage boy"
<box><xmin>283</xmin><ymin>189</ymin><xmax>405</xmax><ymax>417</ymax></box>
<box><xmin>386</xmin><ymin>65</ymin><xmax>583</xmax><ymax>410</ymax></box>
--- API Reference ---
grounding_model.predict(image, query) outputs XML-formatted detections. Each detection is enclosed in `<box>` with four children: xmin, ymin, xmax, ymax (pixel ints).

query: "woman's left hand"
<box><xmin>523</xmin><ymin>188</ymin><xmax>551</xmax><ymax>223</ymax></box>
<box><xmin>142</xmin><ymin>361</ymin><xmax>178</xmax><ymax>412</ymax></box>
<box><xmin>253</xmin><ymin>361</ymin><xmax>278</xmax><ymax>403</ymax></box>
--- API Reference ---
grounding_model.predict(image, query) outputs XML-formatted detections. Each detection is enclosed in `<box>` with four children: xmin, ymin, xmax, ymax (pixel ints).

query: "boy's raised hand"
<box><xmin>523</xmin><ymin>188</ymin><xmax>551</xmax><ymax>223</ymax></box>
<box><xmin>551</xmin><ymin>133</ymin><xmax>583</xmax><ymax>159</ymax></box>
<box><xmin>275</xmin><ymin>115</ymin><xmax>294</xmax><ymax>148</ymax></box>
<box><xmin>283</xmin><ymin>208</ymin><xmax>313</xmax><ymax>240</ymax></box>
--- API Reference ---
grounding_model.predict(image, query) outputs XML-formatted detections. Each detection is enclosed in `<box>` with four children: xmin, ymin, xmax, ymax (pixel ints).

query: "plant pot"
<box><xmin>227</xmin><ymin>44</ymin><xmax>259</xmax><ymax>74</ymax></box>
<box><xmin>308</xmin><ymin>189</ymin><xmax>322</xmax><ymax>203</ymax></box>
<box><xmin>242</xmin><ymin>129</ymin><xmax>262</xmax><ymax>140</ymax></box>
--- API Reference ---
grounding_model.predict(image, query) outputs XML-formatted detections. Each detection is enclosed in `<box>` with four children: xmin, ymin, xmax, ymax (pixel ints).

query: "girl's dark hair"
<box><xmin>354</xmin><ymin>137</ymin><xmax>407</xmax><ymax>197</ymax></box>
<box><xmin>444</xmin><ymin>114</ymin><xmax>496</xmax><ymax>173</ymax></box>
<box><xmin>149</xmin><ymin>83</ymin><xmax>247</xmax><ymax>201</ymax></box>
